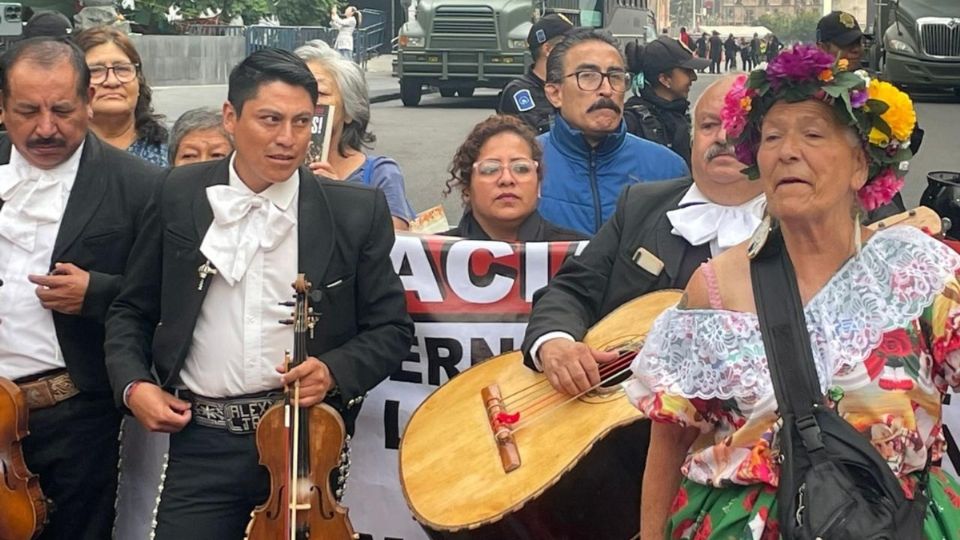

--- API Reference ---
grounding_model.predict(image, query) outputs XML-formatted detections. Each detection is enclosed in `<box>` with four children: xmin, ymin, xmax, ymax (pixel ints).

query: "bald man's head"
<box><xmin>690</xmin><ymin>74</ymin><xmax>763</xmax><ymax>205</ymax></box>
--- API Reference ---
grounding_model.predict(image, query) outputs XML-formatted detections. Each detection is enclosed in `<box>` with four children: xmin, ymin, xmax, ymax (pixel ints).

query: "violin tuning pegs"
<box><xmin>278</xmin><ymin>301</ymin><xmax>295</xmax><ymax>307</ymax></box>
<box><xmin>279</xmin><ymin>318</ymin><xmax>294</xmax><ymax>325</ymax></box>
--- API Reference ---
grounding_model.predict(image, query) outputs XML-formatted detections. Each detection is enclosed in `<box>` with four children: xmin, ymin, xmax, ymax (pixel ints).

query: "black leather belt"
<box><xmin>180</xmin><ymin>390</ymin><xmax>283</xmax><ymax>435</ymax></box>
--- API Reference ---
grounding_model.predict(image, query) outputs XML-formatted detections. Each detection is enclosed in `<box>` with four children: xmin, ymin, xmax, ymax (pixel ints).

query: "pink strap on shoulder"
<box><xmin>699</xmin><ymin>261</ymin><xmax>724</xmax><ymax>310</ymax></box>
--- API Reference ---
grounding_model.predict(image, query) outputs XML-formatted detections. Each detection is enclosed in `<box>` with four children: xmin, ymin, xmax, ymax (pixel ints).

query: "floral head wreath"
<box><xmin>720</xmin><ymin>43</ymin><xmax>917</xmax><ymax>211</ymax></box>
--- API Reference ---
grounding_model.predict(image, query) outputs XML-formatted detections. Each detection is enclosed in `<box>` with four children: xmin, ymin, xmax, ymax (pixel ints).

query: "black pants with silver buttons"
<box><xmin>154</xmin><ymin>421</ymin><xmax>269</xmax><ymax>540</ymax></box>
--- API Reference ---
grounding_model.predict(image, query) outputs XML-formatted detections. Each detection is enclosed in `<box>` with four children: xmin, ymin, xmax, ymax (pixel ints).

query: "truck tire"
<box><xmin>439</xmin><ymin>87</ymin><xmax>456</xmax><ymax>98</ymax></box>
<box><xmin>401</xmin><ymin>78</ymin><xmax>422</xmax><ymax>107</ymax></box>
<box><xmin>457</xmin><ymin>87</ymin><xmax>475</xmax><ymax>97</ymax></box>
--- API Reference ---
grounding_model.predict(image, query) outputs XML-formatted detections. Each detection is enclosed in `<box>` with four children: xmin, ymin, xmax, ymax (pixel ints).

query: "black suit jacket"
<box><xmin>518</xmin><ymin>178</ymin><xmax>704</xmax><ymax>539</ymax></box>
<box><xmin>103</xmin><ymin>157</ymin><xmax>413</xmax><ymax>431</ymax></box>
<box><xmin>522</xmin><ymin>178</ymin><xmax>703</xmax><ymax>368</ymax></box>
<box><xmin>0</xmin><ymin>134</ymin><xmax>160</xmax><ymax>392</ymax></box>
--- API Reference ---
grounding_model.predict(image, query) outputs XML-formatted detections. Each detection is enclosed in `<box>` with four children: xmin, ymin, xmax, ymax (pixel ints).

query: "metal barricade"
<box><xmin>184</xmin><ymin>24</ymin><xmax>245</xmax><ymax>37</ymax></box>
<box><xmin>244</xmin><ymin>22</ymin><xmax>383</xmax><ymax>70</ymax></box>
<box><xmin>245</xmin><ymin>25</ymin><xmax>301</xmax><ymax>54</ymax></box>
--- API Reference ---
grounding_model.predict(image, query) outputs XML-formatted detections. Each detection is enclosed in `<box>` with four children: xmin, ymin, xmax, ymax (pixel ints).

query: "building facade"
<box><xmin>715</xmin><ymin>0</ymin><xmax>822</xmax><ymax>25</ymax></box>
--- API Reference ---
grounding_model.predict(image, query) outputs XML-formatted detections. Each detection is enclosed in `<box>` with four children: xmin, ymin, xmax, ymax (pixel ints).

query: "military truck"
<box><xmin>867</xmin><ymin>0</ymin><xmax>960</xmax><ymax>93</ymax></box>
<box><xmin>394</xmin><ymin>0</ymin><xmax>656</xmax><ymax>106</ymax></box>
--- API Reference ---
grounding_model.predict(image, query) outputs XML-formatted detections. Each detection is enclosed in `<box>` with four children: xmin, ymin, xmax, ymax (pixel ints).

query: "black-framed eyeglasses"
<box><xmin>88</xmin><ymin>63</ymin><xmax>139</xmax><ymax>84</ymax></box>
<box><xmin>565</xmin><ymin>70</ymin><xmax>632</xmax><ymax>92</ymax></box>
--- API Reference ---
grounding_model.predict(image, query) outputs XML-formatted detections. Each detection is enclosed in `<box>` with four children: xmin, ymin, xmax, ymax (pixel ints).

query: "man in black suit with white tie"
<box><xmin>0</xmin><ymin>37</ymin><xmax>160</xmax><ymax>539</ymax></box>
<box><xmin>104</xmin><ymin>48</ymin><xmax>413</xmax><ymax>540</ymax></box>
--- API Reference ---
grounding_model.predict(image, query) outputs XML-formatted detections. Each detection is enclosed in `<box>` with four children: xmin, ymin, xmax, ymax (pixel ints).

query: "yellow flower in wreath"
<box><xmin>867</xmin><ymin>80</ymin><xmax>916</xmax><ymax>142</ymax></box>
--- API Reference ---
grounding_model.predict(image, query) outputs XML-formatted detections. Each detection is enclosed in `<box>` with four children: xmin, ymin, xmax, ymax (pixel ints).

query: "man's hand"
<box><xmin>28</xmin><ymin>262</ymin><xmax>90</xmax><ymax>315</ymax></box>
<box><xmin>539</xmin><ymin>338</ymin><xmax>618</xmax><ymax>396</ymax></box>
<box><xmin>128</xmin><ymin>383</ymin><xmax>192</xmax><ymax>433</ymax></box>
<box><xmin>277</xmin><ymin>357</ymin><xmax>337</xmax><ymax>407</ymax></box>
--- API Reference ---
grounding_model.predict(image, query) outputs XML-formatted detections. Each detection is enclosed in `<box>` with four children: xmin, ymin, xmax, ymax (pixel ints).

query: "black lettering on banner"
<box><xmin>426</xmin><ymin>337</ymin><xmax>462</xmax><ymax>385</ymax></box>
<box><xmin>391</xmin><ymin>348</ymin><xmax>422</xmax><ymax>384</ymax></box>
<box><xmin>384</xmin><ymin>399</ymin><xmax>401</xmax><ymax>450</ymax></box>
<box><xmin>470</xmin><ymin>337</ymin><xmax>516</xmax><ymax>365</ymax></box>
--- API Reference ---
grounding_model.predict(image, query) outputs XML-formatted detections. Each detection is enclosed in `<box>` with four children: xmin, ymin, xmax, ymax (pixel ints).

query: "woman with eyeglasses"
<box><xmin>73</xmin><ymin>27</ymin><xmax>169</xmax><ymax>167</ymax></box>
<box><xmin>442</xmin><ymin>115</ymin><xmax>586</xmax><ymax>242</ymax></box>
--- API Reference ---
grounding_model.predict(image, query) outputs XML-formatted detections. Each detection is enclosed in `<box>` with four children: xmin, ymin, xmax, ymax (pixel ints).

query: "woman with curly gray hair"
<box><xmin>295</xmin><ymin>39</ymin><xmax>416</xmax><ymax>230</ymax></box>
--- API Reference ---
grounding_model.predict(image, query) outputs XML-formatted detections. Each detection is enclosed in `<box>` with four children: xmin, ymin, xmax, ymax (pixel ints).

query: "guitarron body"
<box><xmin>399</xmin><ymin>290</ymin><xmax>681</xmax><ymax>540</ymax></box>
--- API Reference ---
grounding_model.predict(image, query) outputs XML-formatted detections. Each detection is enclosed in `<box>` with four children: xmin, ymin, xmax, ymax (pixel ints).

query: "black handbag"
<box><xmin>750</xmin><ymin>225</ymin><xmax>928</xmax><ymax>540</ymax></box>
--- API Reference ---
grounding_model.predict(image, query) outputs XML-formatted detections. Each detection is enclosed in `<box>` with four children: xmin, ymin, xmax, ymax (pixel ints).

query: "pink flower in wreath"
<box><xmin>721</xmin><ymin>74</ymin><xmax>752</xmax><ymax>140</ymax></box>
<box><xmin>858</xmin><ymin>167</ymin><xmax>905</xmax><ymax>211</ymax></box>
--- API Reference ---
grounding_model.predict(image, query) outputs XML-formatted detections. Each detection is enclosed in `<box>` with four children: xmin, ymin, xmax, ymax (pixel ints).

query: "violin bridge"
<box><xmin>481</xmin><ymin>384</ymin><xmax>521</xmax><ymax>473</ymax></box>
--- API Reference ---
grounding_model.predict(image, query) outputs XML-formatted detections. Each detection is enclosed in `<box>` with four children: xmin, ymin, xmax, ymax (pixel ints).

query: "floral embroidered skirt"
<box><xmin>666</xmin><ymin>468</ymin><xmax>960</xmax><ymax>540</ymax></box>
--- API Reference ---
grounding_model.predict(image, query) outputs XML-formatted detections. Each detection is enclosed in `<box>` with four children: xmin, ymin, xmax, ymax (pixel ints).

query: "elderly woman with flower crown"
<box><xmin>627</xmin><ymin>43</ymin><xmax>960</xmax><ymax>540</ymax></box>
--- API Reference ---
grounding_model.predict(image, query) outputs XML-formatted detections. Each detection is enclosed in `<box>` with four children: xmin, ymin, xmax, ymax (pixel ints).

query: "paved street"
<box><xmin>153</xmin><ymin>62</ymin><xmax>960</xmax><ymax>229</ymax></box>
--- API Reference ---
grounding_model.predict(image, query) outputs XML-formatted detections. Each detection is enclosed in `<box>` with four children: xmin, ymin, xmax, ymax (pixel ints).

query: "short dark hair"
<box><xmin>1</xmin><ymin>37</ymin><xmax>90</xmax><ymax>103</ymax></box>
<box><xmin>546</xmin><ymin>28</ymin><xmax>623</xmax><ymax>84</ymax></box>
<box><xmin>228</xmin><ymin>48</ymin><xmax>319</xmax><ymax>115</ymax></box>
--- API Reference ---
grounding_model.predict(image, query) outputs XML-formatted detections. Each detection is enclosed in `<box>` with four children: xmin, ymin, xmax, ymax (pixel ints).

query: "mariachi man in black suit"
<box><xmin>519</xmin><ymin>75</ymin><xmax>765</xmax><ymax>539</ymax></box>
<box><xmin>0</xmin><ymin>38</ymin><xmax>160</xmax><ymax>539</ymax></box>
<box><xmin>104</xmin><ymin>48</ymin><xmax>413</xmax><ymax>540</ymax></box>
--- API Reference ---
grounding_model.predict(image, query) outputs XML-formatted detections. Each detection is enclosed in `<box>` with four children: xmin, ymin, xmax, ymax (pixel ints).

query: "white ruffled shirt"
<box><xmin>181</xmin><ymin>156</ymin><xmax>299</xmax><ymax>397</ymax></box>
<box><xmin>0</xmin><ymin>143</ymin><xmax>84</xmax><ymax>380</ymax></box>
<box><xmin>666</xmin><ymin>184</ymin><xmax>766</xmax><ymax>256</ymax></box>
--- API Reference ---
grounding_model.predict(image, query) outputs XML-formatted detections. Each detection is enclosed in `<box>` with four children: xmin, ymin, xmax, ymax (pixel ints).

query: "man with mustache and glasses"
<box><xmin>537</xmin><ymin>28</ymin><xmax>688</xmax><ymax>237</ymax></box>
<box><xmin>520</xmin><ymin>75</ymin><xmax>763</xmax><ymax>536</ymax></box>
<box><xmin>0</xmin><ymin>37</ymin><xmax>160</xmax><ymax>539</ymax></box>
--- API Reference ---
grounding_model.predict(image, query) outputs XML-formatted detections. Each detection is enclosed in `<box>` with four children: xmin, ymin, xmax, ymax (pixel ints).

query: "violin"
<box><xmin>245</xmin><ymin>274</ymin><xmax>357</xmax><ymax>540</ymax></box>
<box><xmin>0</xmin><ymin>377</ymin><xmax>47</xmax><ymax>540</ymax></box>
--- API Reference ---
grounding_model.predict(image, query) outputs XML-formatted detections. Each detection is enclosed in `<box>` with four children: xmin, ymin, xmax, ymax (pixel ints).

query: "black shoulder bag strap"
<box><xmin>750</xmin><ymin>227</ymin><xmax>824</xmax><ymax>444</ymax></box>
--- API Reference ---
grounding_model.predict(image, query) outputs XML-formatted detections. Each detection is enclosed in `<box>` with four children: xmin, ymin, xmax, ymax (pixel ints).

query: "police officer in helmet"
<box><xmin>496</xmin><ymin>14</ymin><xmax>573</xmax><ymax>133</ymax></box>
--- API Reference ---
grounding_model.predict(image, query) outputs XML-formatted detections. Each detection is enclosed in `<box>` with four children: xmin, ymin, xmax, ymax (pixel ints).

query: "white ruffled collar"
<box><xmin>626</xmin><ymin>226</ymin><xmax>960</xmax><ymax>403</ymax></box>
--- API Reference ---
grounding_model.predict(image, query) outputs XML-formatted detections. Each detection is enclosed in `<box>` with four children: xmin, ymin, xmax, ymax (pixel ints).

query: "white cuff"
<box><xmin>529</xmin><ymin>332</ymin><xmax>575</xmax><ymax>371</ymax></box>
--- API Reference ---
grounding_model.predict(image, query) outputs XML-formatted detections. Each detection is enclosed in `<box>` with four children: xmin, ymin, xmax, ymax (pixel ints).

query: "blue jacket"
<box><xmin>537</xmin><ymin>115</ymin><xmax>688</xmax><ymax>235</ymax></box>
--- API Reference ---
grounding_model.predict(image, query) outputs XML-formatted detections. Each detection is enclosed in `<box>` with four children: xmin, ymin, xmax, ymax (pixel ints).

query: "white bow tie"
<box><xmin>199</xmin><ymin>184</ymin><xmax>296</xmax><ymax>286</ymax></box>
<box><xmin>667</xmin><ymin>200</ymin><xmax>764</xmax><ymax>254</ymax></box>
<box><xmin>0</xmin><ymin>162</ymin><xmax>64</xmax><ymax>251</ymax></box>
